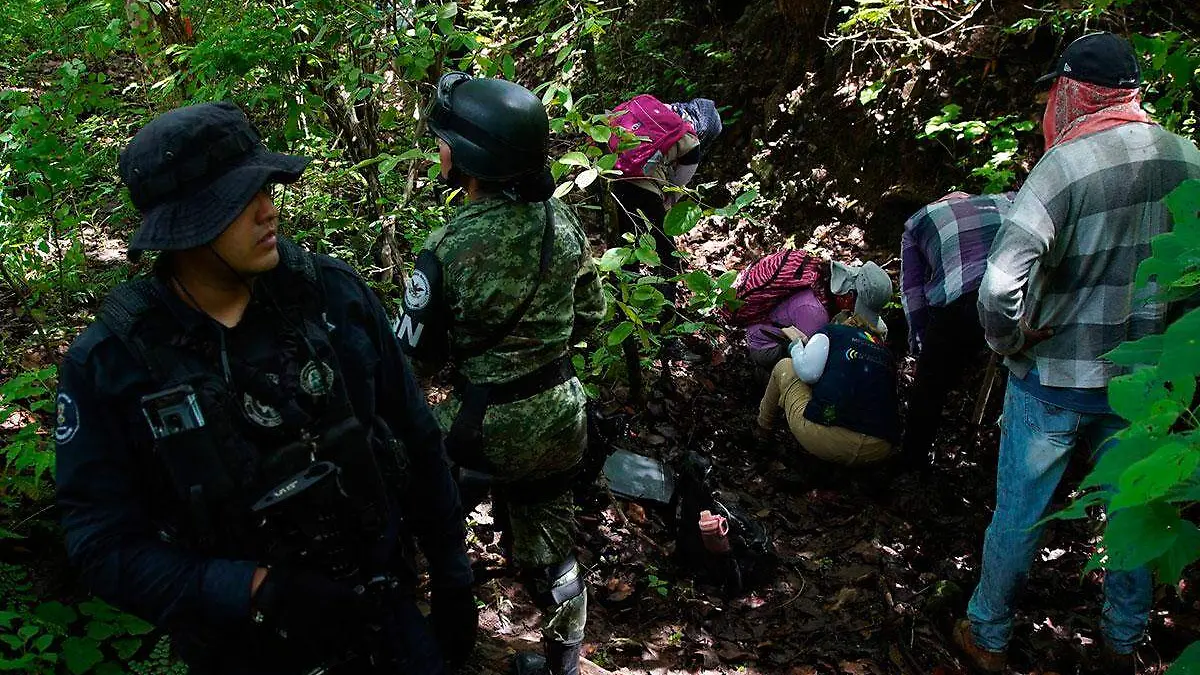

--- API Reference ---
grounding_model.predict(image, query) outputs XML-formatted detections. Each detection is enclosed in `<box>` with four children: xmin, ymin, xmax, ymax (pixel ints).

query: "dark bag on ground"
<box><xmin>576</xmin><ymin>404</ymin><xmax>629</xmax><ymax>493</ymax></box>
<box><xmin>671</xmin><ymin>452</ymin><xmax>775</xmax><ymax>596</ymax></box>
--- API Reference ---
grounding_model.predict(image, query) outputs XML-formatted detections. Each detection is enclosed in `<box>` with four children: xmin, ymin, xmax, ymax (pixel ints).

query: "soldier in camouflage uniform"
<box><xmin>395</xmin><ymin>73</ymin><xmax>606</xmax><ymax>675</ymax></box>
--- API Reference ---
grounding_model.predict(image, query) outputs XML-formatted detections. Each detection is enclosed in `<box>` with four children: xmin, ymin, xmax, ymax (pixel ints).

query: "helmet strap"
<box><xmin>439</xmin><ymin>165</ymin><xmax>465</xmax><ymax>190</ymax></box>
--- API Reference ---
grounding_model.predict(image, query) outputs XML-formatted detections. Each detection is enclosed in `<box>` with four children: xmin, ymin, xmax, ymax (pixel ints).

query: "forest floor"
<box><xmin>4</xmin><ymin>7</ymin><xmax>1199</xmax><ymax>670</ymax></box>
<box><xmin>458</xmin><ymin>220</ymin><xmax>1200</xmax><ymax>675</ymax></box>
<box><xmin>6</xmin><ymin>195</ymin><xmax>1198</xmax><ymax>675</ymax></box>
<box><xmin>4</xmin><ymin>113</ymin><xmax>1198</xmax><ymax>675</ymax></box>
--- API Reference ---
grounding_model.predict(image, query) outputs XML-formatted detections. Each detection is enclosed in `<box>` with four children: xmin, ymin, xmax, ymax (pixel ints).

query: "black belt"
<box><xmin>446</xmin><ymin>356</ymin><xmax>576</xmax><ymax>472</ymax></box>
<box><xmin>484</xmin><ymin>356</ymin><xmax>576</xmax><ymax>406</ymax></box>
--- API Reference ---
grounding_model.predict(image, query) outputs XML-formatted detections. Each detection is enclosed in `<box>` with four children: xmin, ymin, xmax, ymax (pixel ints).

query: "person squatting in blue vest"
<box><xmin>753</xmin><ymin>261</ymin><xmax>901</xmax><ymax>466</ymax></box>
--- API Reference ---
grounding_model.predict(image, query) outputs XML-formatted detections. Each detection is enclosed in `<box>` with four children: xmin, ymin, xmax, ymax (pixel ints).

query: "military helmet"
<box><xmin>426</xmin><ymin>72</ymin><xmax>549</xmax><ymax>182</ymax></box>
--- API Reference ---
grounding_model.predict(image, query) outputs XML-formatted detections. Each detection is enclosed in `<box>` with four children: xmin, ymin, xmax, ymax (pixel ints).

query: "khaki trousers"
<box><xmin>757</xmin><ymin>358</ymin><xmax>893</xmax><ymax>466</ymax></box>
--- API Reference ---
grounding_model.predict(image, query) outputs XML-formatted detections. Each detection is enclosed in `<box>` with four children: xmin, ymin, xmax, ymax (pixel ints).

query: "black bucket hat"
<box><xmin>119</xmin><ymin>102</ymin><xmax>311</xmax><ymax>258</ymax></box>
<box><xmin>1036</xmin><ymin>32</ymin><xmax>1141</xmax><ymax>89</ymax></box>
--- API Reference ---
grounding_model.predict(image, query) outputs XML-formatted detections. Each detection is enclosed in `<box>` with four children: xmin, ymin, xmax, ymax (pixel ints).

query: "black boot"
<box><xmin>511</xmin><ymin>640</ymin><xmax>582</xmax><ymax>675</ymax></box>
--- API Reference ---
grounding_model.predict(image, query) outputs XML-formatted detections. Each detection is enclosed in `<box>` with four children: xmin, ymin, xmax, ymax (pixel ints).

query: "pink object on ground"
<box><xmin>698</xmin><ymin>510</ymin><xmax>731</xmax><ymax>554</ymax></box>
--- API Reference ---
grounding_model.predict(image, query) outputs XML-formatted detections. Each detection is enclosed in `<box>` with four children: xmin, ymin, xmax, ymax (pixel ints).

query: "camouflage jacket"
<box><xmin>422</xmin><ymin>195</ymin><xmax>606</xmax><ymax>385</ymax></box>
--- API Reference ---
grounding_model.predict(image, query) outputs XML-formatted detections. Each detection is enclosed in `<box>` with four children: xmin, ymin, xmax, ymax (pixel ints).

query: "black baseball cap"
<box><xmin>118</xmin><ymin>102</ymin><xmax>310</xmax><ymax>259</ymax></box>
<box><xmin>1037</xmin><ymin>32</ymin><xmax>1141</xmax><ymax>89</ymax></box>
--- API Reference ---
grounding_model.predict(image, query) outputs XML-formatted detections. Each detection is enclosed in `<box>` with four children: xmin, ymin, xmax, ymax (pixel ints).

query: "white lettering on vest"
<box><xmin>394</xmin><ymin>314</ymin><xmax>424</xmax><ymax>347</ymax></box>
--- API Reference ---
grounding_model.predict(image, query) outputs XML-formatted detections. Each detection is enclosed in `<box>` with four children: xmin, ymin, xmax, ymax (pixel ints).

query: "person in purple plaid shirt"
<box><xmin>899</xmin><ymin>191</ymin><xmax>1015</xmax><ymax>458</ymax></box>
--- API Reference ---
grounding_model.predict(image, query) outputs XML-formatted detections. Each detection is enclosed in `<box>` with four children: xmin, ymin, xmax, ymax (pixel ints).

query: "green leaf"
<box><xmin>85</xmin><ymin>619</ymin><xmax>117</xmax><ymax>641</ymax></box>
<box><xmin>1153</xmin><ymin>518</ymin><xmax>1200</xmax><ymax>584</ymax></box>
<box><xmin>437</xmin><ymin>3</ymin><xmax>457</xmax><ymax>19</ymax></box>
<box><xmin>1165</xmin><ymin>179</ymin><xmax>1200</xmax><ymax>227</ymax></box>
<box><xmin>1045</xmin><ymin>490</ymin><xmax>1108</xmax><ymax>523</ymax></box>
<box><xmin>1111</xmin><ymin>442</ymin><xmax>1200</xmax><ymax>511</ymax></box>
<box><xmin>715</xmin><ymin>190</ymin><xmax>758</xmax><ymax>218</ymax></box>
<box><xmin>1104</xmin><ymin>333</ymin><xmax>1164</xmax><ymax>367</ymax></box>
<box><xmin>716</xmin><ymin>269</ymin><xmax>739</xmax><ymax>289</ymax></box>
<box><xmin>378</xmin><ymin>153</ymin><xmax>402</xmax><ymax>177</ymax></box>
<box><xmin>597</xmin><ymin>248</ymin><xmax>630</xmax><ymax>272</ymax></box>
<box><xmin>1103</xmin><ymin>502</ymin><xmax>1180</xmax><ymax>571</ymax></box>
<box><xmin>634</xmin><ymin>245</ymin><xmax>662</xmax><ymax>267</ymax></box>
<box><xmin>1171</xmin><ymin>268</ymin><xmax>1200</xmax><ymax>291</ymax></box>
<box><xmin>859</xmin><ymin>80</ymin><xmax>885</xmax><ymax>105</ymax></box>
<box><xmin>588</xmin><ymin>125</ymin><xmax>613</xmax><ymax>144</ymax></box>
<box><xmin>607</xmin><ymin>322</ymin><xmax>635</xmax><ymax>346</ymax></box>
<box><xmin>501</xmin><ymin>53</ymin><xmax>516</xmax><ymax>80</ymax></box>
<box><xmin>0</xmin><ymin>654</ymin><xmax>36</xmax><ymax>671</ymax></box>
<box><xmin>663</xmin><ymin>201</ymin><xmax>702</xmax><ymax>236</ymax></box>
<box><xmin>34</xmin><ymin>601</ymin><xmax>78</xmax><ymax>628</ymax></box>
<box><xmin>77</xmin><ymin>600</ymin><xmax>116</xmax><ymax>621</ymax></box>
<box><xmin>116</xmin><ymin>612</ymin><xmax>153</xmax><ymax>636</ymax></box>
<box><xmin>32</xmin><ymin>633</ymin><xmax>53</xmax><ymax>653</ymax></box>
<box><xmin>1108</xmin><ymin>368</ymin><xmax>1181</xmax><ymax>431</ymax></box>
<box><xmin>630</xmin><ymin>284</ymin><xmax>665</xmax><ymax>306</ymax></box>
<box><xmin>0</xmin><ymin>611</ymin><xmax>19</xmax><ymax>630</ymax></box>
<box><xmin>682</xmin><ymin>270</ymin><xmax>716</xmax><ymax>295</ymax></box>
<box><xmin>575</xmin><ymin>169</ymin><xmax>599</xmax><ymax>189</ymax></box>
<box><xmin>1164</xmin><ymin>47</ymin><xmax>1198</xmax><ymax>83</ymax></box>
<box><xmin>1082</xmin><ymin>431</ymin><xmax>1158</xmax><ymax>490</ymax></box>
<box><xmin>111</xmin><ymin>637</ymin><xmax>143</xmax><ymax>661</ymax></box>
<box><xmin>552</xmin><ymin>181</ymin><xmax>573</xmax><ymax>199</ymax></box>
<box><xmin>558</xmin><ymin>151</ymin><xmax>590</xmax><ymax>167</ymax></box>
<box><xmin>61</xmin><ymin>637</ymin><xmax>103</xmax><ymax>675</ymax></box>
<box><xmin>1166</xmin><ymin>639</ymin><xmax>1200</xmax><ymax>674</ymax></box>
<box><xmin>0</xmin><ymin>634</ymin><xmax>23</xmax><ymax>651</ymax></box>
<box><xmin>1160</xmin><ymin>307</ymin><xmax>1200</xmax><ymax>384</ymax></box>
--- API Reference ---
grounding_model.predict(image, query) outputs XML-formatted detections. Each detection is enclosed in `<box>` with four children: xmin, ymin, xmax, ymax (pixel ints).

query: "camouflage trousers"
<box><xmin>434</xmin><ymin>377</ymin><xmax>588</xmax><ymax>642</ymax></box>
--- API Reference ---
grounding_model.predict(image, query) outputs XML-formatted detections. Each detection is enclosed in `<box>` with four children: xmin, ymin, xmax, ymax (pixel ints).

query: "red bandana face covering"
<box><xmin>1043</xmin><ymin>76</ymin><xmax>1154</xmax><ymax>151</ymax></box>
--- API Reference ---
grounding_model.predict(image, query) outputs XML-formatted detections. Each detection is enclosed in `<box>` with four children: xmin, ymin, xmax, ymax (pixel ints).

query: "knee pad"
<box><xmin>525</xmin><ymin>555</ymin><xmax>585</xmax><ymax>611</ymax></box>
<box><xmin>534</xmin><ymin>557</ymin><xmax>587</xmax><ymax>647</ymax></box>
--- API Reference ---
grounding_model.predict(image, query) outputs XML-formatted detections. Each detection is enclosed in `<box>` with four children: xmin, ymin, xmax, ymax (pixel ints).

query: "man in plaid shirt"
<box><xmin>900</xmin><ymin>191</ymin><xmax>1015</xmax><ymax>458</ymax></box>
<box><xmin>955</xmin><ymin>33</ymin><xmax>1200</xmax><ymax>672</ymax></box>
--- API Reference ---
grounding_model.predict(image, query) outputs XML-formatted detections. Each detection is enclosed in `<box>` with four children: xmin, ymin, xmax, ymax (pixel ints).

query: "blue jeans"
<box><xmin>967</xmin><ymin>381</ymin><xmax>1152</xmax><ymax>653</ymax></box>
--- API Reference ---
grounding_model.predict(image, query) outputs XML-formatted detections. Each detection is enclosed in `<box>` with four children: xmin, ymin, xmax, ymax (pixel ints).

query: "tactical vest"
<box><xmin>99</xmin><ymin>240</ymin><xmax>400</xmax><ymax>583</ymax></box>
<box><xmin>802</xmin><ymin>323</ymin><xmax>901</xmax><ymax>443</ymax></box>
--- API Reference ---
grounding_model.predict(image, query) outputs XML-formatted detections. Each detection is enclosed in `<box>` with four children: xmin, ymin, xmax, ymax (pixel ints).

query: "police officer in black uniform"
<box><xmin>55</xmin><ymin>102</ymin><xmax>478</xmax><ymax>675</ymax></box>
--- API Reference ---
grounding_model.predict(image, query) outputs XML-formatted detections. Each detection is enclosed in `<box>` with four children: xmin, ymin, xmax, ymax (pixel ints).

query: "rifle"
<box><xmin>250</xmin><ymin>416</ymin><xmax>411</xmax><ymax>673</ymax></box>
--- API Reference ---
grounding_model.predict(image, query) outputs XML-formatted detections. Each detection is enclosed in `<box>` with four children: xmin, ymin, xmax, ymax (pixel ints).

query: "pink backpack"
<box><xmin>720</xmin><ymin>249</ymin><xmax>834</xmax><ymax>326</ymax></box>
<box><xmin>606</xmin><ymin>94</ymin><xmax>694</xmax><ymax>178</ymax></box>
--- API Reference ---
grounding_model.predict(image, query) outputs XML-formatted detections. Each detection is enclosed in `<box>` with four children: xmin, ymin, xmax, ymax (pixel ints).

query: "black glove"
<box><xmin>252</xmin><ymin>568</ymin><xmax>368</xmax><ymax>644</ymax></box>
<box><xmin>430</xmin><ymin>585</ymin><xmax>479</xmax><ymax>670</ymax></box>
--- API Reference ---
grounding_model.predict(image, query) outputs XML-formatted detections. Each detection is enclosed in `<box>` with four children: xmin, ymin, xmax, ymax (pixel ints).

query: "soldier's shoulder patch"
<box><xmin>55</xmin><ymin>392</ymin><xmax>80</xmax><ymax>445</ymax></box>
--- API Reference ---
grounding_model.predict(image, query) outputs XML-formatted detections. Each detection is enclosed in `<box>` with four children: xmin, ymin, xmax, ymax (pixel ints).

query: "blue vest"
<box><xmin>802</xmin><ymin>323</ymin><xmax>900</xmax><ymax>443</ymax></box>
